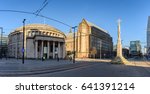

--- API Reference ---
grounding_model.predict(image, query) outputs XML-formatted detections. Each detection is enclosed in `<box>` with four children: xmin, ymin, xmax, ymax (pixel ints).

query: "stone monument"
<box><xmin>111</xmin><ymin>19</ymin><xmax>129</xmax><ymax>64</ymax></box>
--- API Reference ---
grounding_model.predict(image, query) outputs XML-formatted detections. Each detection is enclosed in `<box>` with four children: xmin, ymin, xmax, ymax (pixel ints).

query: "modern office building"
<box><xmin>143</xmin><ymin>46</ymin><xmax>147</xmax><ymax>55</ymax></box>
<box><xmin>129</xmin><ymin>41</ymin><xmax>142</xmax><ymax>57</ymax></box>
<box><xmin>8</xmin><ymin>24</ymin><xmax>66</xmax><ymax>59</ymax></box>
<box><xmin>0</xmin><ymin>36</ymin><xmax>8</xmax><ymax>45</ymax></box>
<box><xmin>147</xmin><ymin>16</ymin><xmax>150</xmax><ymax>55</ymax></box>
<box><xmin>0</xmin><ymin>36</ymin><xmax>8</xmax><ymax>57</ymax></box>
<box><xmin>66</xmin><ymin>19</ymin><xmax>113</xmax><ymax>58</ymax></box>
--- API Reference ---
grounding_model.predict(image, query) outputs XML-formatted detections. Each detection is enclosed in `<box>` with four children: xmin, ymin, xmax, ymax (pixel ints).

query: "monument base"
<box><xmin>111</xmin><ymin>56</ymin><xmax>129</xmax><ymax>64</ymax></box>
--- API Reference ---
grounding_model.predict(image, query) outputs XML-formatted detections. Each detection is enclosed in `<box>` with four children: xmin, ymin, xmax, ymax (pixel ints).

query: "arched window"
<box><xmin>50</xmin><ymin>32</ymin><xmax>52</xmax><ymax>36</ymax></box>
<box><xmin>46</xmin><ymin>32</ymin><xmax>49</xmax><ymax>35</ymax></box>
<box><xmin>43</xmin><ymin>32</ymin><xmax>46</xmax><ymax>35</ymax></box>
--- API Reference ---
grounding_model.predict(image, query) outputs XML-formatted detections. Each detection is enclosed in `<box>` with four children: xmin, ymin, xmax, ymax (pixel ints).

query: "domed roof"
<box><xmin>17</xmin><ymin>24</ymin><xmax>64</xmax><ymax>33</ymax></box>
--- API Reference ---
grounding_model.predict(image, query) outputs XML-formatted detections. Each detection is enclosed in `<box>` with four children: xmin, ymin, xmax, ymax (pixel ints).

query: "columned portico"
<box><xmin>34</xmin><ymin>40</ymin><xmax>65</xmax><ymax>59</ymax></box>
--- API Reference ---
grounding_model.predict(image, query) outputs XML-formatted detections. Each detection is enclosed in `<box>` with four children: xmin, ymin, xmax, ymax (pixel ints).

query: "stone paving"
<box><xmin>77</xmin><ymin>58</ymin><xmax>150</xmax><ymax>67</ymax></box>
<box><xmin>127</xmin><ymin>58</ymin><xmax>150</xmax><ymax>67</ymax></box>
<box><xmin>0</xmin><ymin>58</ymin><xmax>75</xmax><ymax>71</ymax></box>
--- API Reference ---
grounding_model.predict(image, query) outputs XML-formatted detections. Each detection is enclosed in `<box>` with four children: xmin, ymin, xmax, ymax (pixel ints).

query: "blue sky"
<box><xmin>0</xmin><ymin>0</ymin><xmax>150</xmax><ymax>47</ymax></box>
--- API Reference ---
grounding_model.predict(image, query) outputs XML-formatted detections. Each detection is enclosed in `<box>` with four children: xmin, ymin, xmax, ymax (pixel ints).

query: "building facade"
<box><xmin>66</xmin><ymin>19</ymin><xmax>113</xmax><ymax>58</ymax></box>
<box><xmin>0</xmin><ymin>36</ymin><xmax>8</xmax><ymax>57</ymax></box>
<box><xmin>129</xmin><ymin>41</ymin><xmax>142</xmax><ymax>57</ymax></box>
<box><xmin>8</xmin><ymin>24</ymin><xmax>66</xmax><ymax>59</ymax></box>
<box><xmin>143</xmin><ymin>46</ymin><xmax>147</xmax><ymax>55</ymax></box>
<box><xmin>147</xmin><ymin>16</ymin><xmax>150</xmax><ymax>55</ymax></box>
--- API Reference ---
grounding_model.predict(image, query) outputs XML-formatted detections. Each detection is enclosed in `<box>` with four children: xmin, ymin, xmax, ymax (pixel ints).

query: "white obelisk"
<box><xmin>112</xmin><ymin>19</ymin><xmax>129</xmax><ymax>64</ymax></box>
<box><xmin>117</xmin><ymin>19</ymin><xmax>122</xmax><ymax>57</ymax></box>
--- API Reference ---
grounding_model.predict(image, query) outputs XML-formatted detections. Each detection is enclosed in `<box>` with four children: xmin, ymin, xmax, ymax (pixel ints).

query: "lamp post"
<box><xmin>72</xmin><ymin>26</ymin><xmax>77</xmax><ymax>63</ymax></box>
<box><xmin>22</xmin><ymin>19</ymin><xmax>26</xmax><ymax>64</ymax></box>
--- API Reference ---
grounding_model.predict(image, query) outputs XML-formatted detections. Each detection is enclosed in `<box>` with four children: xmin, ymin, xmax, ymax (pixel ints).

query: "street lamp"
<box><xmin>72</xmin><ymin>26</ymin><xmax>78</xmax><ymax>63</ymax></box>
<box><xmin>22</xmin><ymin>19</ymin><xmax>26</xmax><ymax>64</ymax></box>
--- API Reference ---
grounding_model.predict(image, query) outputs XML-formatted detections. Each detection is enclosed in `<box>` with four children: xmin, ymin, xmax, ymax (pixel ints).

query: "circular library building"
<box><xmin>8</xmin><ymin>24</ymin><xmax>66</xmax><ymax>59</ymax></box>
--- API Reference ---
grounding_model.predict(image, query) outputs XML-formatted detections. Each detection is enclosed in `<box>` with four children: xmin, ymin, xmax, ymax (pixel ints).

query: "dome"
<box><xmin>9</xmin><ymin>24</ymin><xmax>66</xmax><ymax>38</ymax></box>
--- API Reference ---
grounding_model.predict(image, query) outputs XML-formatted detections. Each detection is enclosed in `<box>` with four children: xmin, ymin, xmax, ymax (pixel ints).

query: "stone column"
<box><xmin>53</xmin><ymin>41</ymin><xmax>55</xmax><ymax>59</ymax></box>
<box><xmin>41</xmin><ymin>41</ymin><xmax>43</xmax><ymax>58</ymax></box>
<box><xmin>47</xmin><ymin>41</ymin><xmax>50</xmax><ymax>59</ymax></box>
<box><xmin>35</xmin><ymin>40</ymin><xmax>38</xmax><ymax>59</ymax></box>
<box><xmin>63</xmin><ymin>42</ymin><xmax>66</xmax><ymax>59</ymax></box>
<box><xmin>58</xmin><ymin>42</ymin><xmax>60</xmax><ymax>58</ymax></box>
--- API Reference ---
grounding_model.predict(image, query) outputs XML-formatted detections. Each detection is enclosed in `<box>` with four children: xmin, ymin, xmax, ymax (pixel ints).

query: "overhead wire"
<box><xmin>43</xmin><ymin>0</ymin><xmax>48</xmax><ymax>4</ymax></box>
<box><xmin>0</xmin><ymin>9</ymin><xmax>72</xmax><ymax>27</ymax></box>
<box><xmin>34</xmin><ymin>0</ymin><xmax>49</xmax><ymax>16</ymax></box>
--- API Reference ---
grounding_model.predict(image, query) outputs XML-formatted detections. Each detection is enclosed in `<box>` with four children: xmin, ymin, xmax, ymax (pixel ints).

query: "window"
<box><xmin>50</xmin><ymin>45</ymin><xmax>53</xmax><ymax>52</ymax></box>
<box><xmin>28</xmin><ymin>31</ymin><xmax>31</xmax><ymax>36</ymax></box>
<box><xmin>39</xmin><ymin>31</ymin><xmax>41</xmax><ymax>35</ymax></box>
<box><xmin>46</xmin><ymin>32</ymin><xmax>49</xmax><ymax>35</ymax></box>
<box><xmin>32</xmin><ymin>31</ymin><xmax>35</xmax><ymax>36</ymax></box>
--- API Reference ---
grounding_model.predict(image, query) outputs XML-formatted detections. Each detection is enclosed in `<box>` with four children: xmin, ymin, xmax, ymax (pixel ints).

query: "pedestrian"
<box><xmin>69</xmin><ymin>55</ymin><xmax>72</xmax><ymax>61</ymax></box>
<box><xmin>57</xmin><ymin>56</ymin><xmax>59</xmax><ymax>61</ymax></box>
<box><xmin>42</xmin><ymin>57</ymin><xmax>45</xmax><ymax>61</ymax></box>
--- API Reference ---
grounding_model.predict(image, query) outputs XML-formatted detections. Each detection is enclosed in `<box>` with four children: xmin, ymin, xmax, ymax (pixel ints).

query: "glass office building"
<box><xmin>129</xmin><ymin>41</ymin><xmax>142</xmax><ymax>56</ymax></box>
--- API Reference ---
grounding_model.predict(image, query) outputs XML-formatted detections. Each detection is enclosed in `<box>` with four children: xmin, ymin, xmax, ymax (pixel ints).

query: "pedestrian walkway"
<box><xmin>76</xmin><ymin>58</ymin><xmax>111</xmax><ymax>63</ymax></box>
<box><xmin>0</xmin><ymin>58</ymin><xmax>94</xmax><ymax>76</ymax></box>
<box><xmin>76</xmin><ymin>58</ymin><xmax>150</xmax><ymax>67</ymax></box>
<box><xmin>127</xmin><ymin>57</ymin><xmax>150</xmax><ymax>67</ymax></box>
<box><xmin>0</xmin><ymin>58</ymin><xmax>113</xmax><ymax>76</ymax></box>
<box><xmin>0</xmin><ymin>59</ymin><xmax>75</xmax><ymax>72</ymax></box>
<box><xmin>0</xmin><ymin>58</ymin><xmax>112</xmax><ymax>73</ymax></box>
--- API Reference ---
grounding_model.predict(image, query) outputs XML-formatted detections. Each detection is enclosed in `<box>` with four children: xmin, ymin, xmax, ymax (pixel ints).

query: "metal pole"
<box><xmin>72</xmin><ymin>26</ymin><xmax>77</xmax><ymax>63</ymax></box>
<box><xmin>22</xmin><ymin>19</ymin><xmax>26</xmax><ymax>64</ymax></box>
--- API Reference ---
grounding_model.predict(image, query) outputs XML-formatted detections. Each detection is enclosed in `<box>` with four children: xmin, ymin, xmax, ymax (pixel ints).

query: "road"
<box><xmin>0</xmin><ymin>58</ymin><xmax>150</xmax><ymax>77</ymax></box>
<box><xmin>28</xmin><ymin>61</ymin><xmax>150</xmax><ymax>77</ymax></box>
